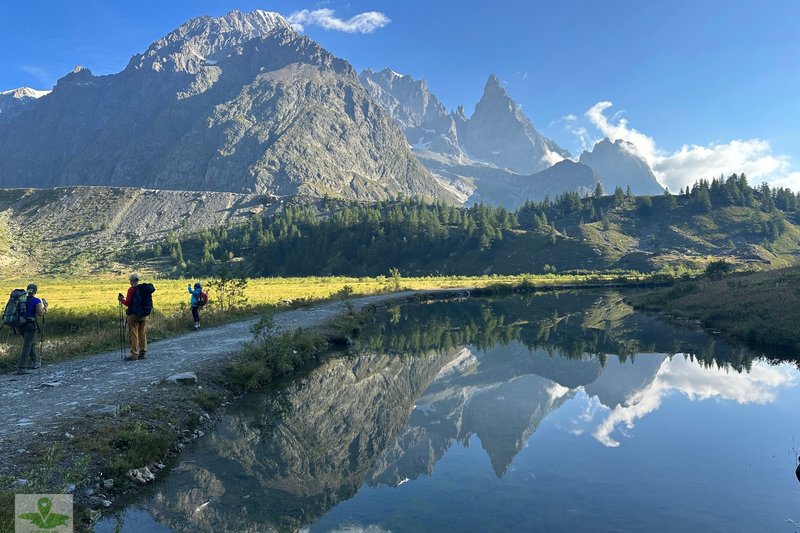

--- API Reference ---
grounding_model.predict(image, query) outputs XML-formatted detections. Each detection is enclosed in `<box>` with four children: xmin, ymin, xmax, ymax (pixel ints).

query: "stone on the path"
<box><xmin>64</xmin><ymin>483</ymin><xmax>76</xmax><ymax>493</ymax></box>
<box><xmin>165</xmin><ymin>372</ymin><xmax>198</xmax><ymax>385</ymax></box>
<box><xmin>41</xmin><ymin>381</ymin><xmax>62</xmax><ymax>387</ymax></box>
<box><xmin>102</xmin><ymin>479</ymin><xmax>114</xmax><ymax>489</ymax></box>
<box><xmin>127</xmin><ymin>466</ymin><xmax>155</xmax><ymax>484</ymax></box>
<box><xmin>12</xmin><ymin>479</ymin><xmax>28</xmax><ymax>487</ymax></box>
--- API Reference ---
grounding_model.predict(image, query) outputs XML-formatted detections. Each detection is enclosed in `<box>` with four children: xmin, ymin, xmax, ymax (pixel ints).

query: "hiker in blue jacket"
<box><xmin>188</xmin><ymin>282</ymin><xmax>203</xmax><ymax>330</ymax></box>
<box><xmin>16</xmin><ymin>284</ymin><xmax>47</xmax><ymax>374</ymax></box>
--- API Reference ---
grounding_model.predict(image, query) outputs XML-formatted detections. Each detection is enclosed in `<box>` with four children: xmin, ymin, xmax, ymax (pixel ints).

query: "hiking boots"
<box><xmin>139</xmin><ymin>351</ymin><xmax>146</xmax><ymax>359</ymax></box>
<box><xmin>123</xmin><ymin>356</ymin><xmax>137</xmax><ymax>361</ymax></box>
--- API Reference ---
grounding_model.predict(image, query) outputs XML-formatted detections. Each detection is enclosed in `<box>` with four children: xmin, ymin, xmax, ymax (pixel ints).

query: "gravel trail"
<box><xmin>0</xmin><ymin>290</ymin><xmax>445</xmax><ymax>464</ymax></box>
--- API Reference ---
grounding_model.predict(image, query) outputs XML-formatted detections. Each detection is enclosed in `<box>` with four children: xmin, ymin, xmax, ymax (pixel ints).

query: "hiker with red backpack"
<box><xmin>188</xmin><ymin>282</ymin><xmax>207</xmax><ymax>330</ymax></box>
<box><xmin>117</xmin><ymin>273</ymin><xmax>156</xmax><ymax>361</ymax></box>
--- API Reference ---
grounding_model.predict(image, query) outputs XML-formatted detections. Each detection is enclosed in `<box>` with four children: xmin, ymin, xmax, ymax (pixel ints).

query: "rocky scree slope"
<box><xmin>0</xmin><ymin>187</ymin><xmax>268</xmax><ymax>275</ymax></box>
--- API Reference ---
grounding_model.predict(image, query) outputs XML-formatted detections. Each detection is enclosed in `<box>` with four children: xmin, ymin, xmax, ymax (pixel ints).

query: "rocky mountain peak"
<box><xmin>463</xmin><ymin>74</ymin><xmax>569</xmax><ymax>174</ymax></box>
<box><xmin>0</xmin><ymin>15</ymin><xmax>449</xmax><ymax>202</ymax></box>
<box><xmin>483</xmin><ymin>74</ymin><xmax>505</xmax><ymax>95</ymax></box>
<box><xmin>579</xmin><ymin>137</ymin><xmax>664</xmax><ymax>195</ymax></box>
<box><xmin>474</xmin><ymin>75</ymin><xmax>513</xmax><ymax>117</ymax></box>
<box><xmin>359</xmin><ymin>68</ymin><xmax>448</xmax><ymax>129</ymax></box>
<box><xmin>379</xmin><ymin>67</ymin><xmax>407</xmax><ymax>80</ymax></box>
<box><xmin>0</xmin><ymin>87</ymin><xmax>50</xmax><ymax>99</ymax></box>
<box><xmin>127</xmin><ymin>9</ymin><xmax>292</xmax><ymax>74</ymax></box>
<box><xmin>54</xmin><ymin>66</ymin><xmax>95</xmax><ymax>89</ymax></box>
<box><xmin>0</xmin><ymin>87</ymin><xmax>50</xmax><ymax>120</ymax></box>
<box><xmin>595</xmin><ymin>137</ymin><xmax>649</xmax><ymax>163</ymax></box>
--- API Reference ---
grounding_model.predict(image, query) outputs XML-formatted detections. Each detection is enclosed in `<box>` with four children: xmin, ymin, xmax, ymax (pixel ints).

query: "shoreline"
<box><xmin>0</xmin><ymin>289</ymin><xmax>468</xmax><ymax>531</ymax></box>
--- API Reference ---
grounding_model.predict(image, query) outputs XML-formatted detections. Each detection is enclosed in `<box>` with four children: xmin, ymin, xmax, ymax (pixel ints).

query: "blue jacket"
<box><xmin>26</xmin><ymin>296</ymin><xmax>42</xmax><ymax>318</ymax></box>
<box><xmin>188</xmin><ymin>286</ymin><xmax>202</xmax><ymax>306</ymax></box>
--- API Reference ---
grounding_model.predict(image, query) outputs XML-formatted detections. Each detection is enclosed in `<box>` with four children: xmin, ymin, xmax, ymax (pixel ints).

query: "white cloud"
<box><xmin>541</xmin><ymin>149</ymin><xmax>565</xmax><ymax>167</ymax></box>
<box><xmin>591</xmin><ymin>357</ymin><xmax>796</xmax><ymax>447</ymax></box>
<box><xmin>581</xmin><ymin>101</ymin><xmax>800</xmax><ymax>192</ymax></box>
<box><xmin>287</xmin><ymin>8</ymin><xmax>390</xmax><ymax>33</ymax></box>
<box><xmin>768</xmin><ymin>172</ymin><xmax>800</xmax><ymax>190</ymax></box>
<box><xmin>586</xmin><ymin>101</ymin><xmax>658</xmax><ymax>165</ymax></box>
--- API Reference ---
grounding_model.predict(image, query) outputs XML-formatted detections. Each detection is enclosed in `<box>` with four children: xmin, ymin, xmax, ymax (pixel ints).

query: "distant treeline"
<box><xmin>149</xmin><ymin>173</ymin><xmax>800</xmax><ymax>276</ymax></box>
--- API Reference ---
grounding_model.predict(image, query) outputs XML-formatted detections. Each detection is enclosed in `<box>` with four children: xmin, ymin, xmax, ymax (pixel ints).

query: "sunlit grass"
<box><xmin>0</xmin><ymin>272</ymin><xmax>655</xmax><ymax>372</ymax></box>
<box><xmin>1</xmin><ymin>273</ymin><xmax>653</xmax><ymax>310</ymax></box>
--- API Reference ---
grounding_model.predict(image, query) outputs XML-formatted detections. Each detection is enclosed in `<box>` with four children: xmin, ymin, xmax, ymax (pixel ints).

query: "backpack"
<box><xmin>2</xmin><ymin>289</ymin><xmax>29</xmax><ymax>334</ymax></box>
<box><xmin>198</xmin><ymin>291</ymin><xmax>208</xmax><ymax>307</ymax></box>
<box><xmin>131</xmin><ymin>283</ymin><xmax>156</xmax><ymax>317</ymax></box>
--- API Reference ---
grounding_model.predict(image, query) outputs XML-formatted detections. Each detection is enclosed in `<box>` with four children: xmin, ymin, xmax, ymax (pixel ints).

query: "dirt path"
<box><xmin>0</xmin><ymin>290</ymin><xmax>449</xmax><ymax>468</ymax></box>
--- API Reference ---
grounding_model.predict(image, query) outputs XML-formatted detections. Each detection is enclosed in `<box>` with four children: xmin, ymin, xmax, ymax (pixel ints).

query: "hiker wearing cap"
<box><xmin>16</xmin><ymin>284</ymin><xmax>47</xmax><ymax>374</ymax></box>
<box><xmin>118</xmin><ymin>274</ymin><xmax>156</xmax><ymax>361</ymax></box>
<box><xmin>187</xmin><ymin>282</ymin><xmax>205</xmax><ymax>330</ymax></box>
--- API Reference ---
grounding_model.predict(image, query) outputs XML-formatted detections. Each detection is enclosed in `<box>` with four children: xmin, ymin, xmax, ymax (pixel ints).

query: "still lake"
<box><xmin>97</xmin><ymin>292</ymin><xmax>800</xmax><ymax>532</ymax></box>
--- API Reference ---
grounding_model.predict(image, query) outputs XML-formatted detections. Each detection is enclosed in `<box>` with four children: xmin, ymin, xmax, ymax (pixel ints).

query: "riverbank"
<box><xmin>626</xmin><ymin>266</ymin><xmax>800</xmax><ymax>353</ymax></box>
<box><xmin>0</xmin><ymin>290</ymin><xmax>467</xmax><ymax>532</ymax></box>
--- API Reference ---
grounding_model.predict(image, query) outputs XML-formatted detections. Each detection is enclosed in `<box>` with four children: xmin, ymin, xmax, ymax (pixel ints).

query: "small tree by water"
<box><xmin>207</xmin><ymin>266</ymin><xmax>249</xmax><ymax>312</ymax></box>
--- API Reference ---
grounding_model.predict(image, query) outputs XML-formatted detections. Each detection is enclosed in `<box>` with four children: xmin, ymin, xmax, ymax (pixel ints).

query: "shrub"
<box><xmin>705</xmin><ymin>260</ymin><xmax>732</xmax><ymax>280</ymax></box>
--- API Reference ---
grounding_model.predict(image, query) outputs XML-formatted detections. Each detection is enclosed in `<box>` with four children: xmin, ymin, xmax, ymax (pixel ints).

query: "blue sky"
<box><xmin>2</xmin><ymin>0</ymin><xmax>798</xmax><ymax>191</ymax></box>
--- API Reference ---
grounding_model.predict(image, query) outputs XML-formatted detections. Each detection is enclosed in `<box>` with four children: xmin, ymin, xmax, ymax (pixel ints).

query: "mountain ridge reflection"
<box><xmin>117</xmin><ymin>292</ymin><xmax>799</xmax><ymax>532</ymax></box>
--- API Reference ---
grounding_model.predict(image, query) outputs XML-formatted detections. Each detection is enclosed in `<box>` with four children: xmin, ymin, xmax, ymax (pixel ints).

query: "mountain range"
<box><xmin>0</xmin><ymin>10</ymin><xmax>447</xmax><ymax>202</ymax></box>
<box><xmin>0</xmin><ymin>9</ymin><xmax>664</xmax><ymax>209</ymax></box>
<box><xmin>359</xmin><ymin>68</ymin><xmax>665</xmax><ymax>207</ymax></box>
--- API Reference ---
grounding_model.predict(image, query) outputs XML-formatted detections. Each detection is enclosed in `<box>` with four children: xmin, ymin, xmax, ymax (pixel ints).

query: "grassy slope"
<box><xmin>628</xmin><ymin>265</ymin><xmax>800</xmax><ymax>351</ymax></box>
<box><xmin>417</xmin><ymin>199</ymin><xmax>799</xmax><ymax>276</ymax></box>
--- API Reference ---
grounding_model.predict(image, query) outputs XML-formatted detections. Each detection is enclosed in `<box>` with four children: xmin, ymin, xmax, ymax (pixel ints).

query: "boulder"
<box><xmin>127</xmin><ymin>466</ymin><xmax>155</xmax><ymax>484</ymax></box>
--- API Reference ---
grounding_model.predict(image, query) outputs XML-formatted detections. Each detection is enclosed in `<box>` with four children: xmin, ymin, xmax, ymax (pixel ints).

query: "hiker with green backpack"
<box><xmin>117</xmin><ymin>273</ymin><xmax>156</xmax><ymax>361</ymax></box>
<box><xmin>3</xmin><ymin>283</ymin><xmax>48</xmax><ymax>374</ymax></box>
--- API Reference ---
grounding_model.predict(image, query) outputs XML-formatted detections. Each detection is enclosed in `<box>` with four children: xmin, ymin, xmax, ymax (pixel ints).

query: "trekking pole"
<box><xmin>119</xmin><ymin>303</ymin><xmax>125</xmax><ymax>361</ymax></box>
<box><xmin>38</xmin><ymin>315</ymin><xmax>45</xmax><ymax>366</ymax></box>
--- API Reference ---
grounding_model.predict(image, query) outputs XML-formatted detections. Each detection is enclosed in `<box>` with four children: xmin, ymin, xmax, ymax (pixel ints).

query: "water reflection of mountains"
<box><xmin>140</xmin><ymin>292</ymin><xmax>795</xmax><ymax>532</ymax></box>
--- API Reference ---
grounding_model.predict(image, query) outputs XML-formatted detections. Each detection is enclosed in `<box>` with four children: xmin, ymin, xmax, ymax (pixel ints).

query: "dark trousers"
<box><xmin>191</xmin><ymin>305</ymin><xmax>200</xmax><ymax>323</ymax></box>
<box><xmin>17</xmin><ymin>322</ymin><xmax>38</xmax><ymax>369</ymax></box>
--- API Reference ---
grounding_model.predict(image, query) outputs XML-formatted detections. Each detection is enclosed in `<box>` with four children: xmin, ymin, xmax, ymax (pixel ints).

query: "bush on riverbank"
<box><xmin>222</xmin><ymin>309</ymin><xmax>369</xmax><ymax>394</ymax></box>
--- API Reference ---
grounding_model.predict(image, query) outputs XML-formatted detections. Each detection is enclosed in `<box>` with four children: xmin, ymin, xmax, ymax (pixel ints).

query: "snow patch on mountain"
<box><xmin>0</xmin><ymin>88</ymin><xmax>51</xmax><ymax>98</ymax></box>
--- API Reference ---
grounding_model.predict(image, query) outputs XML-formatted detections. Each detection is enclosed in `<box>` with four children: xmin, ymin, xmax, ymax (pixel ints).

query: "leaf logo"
<box><xmin>17</xmin><ymin>496</ymin><xmax>71</xmax><ymax>529</ymax></box>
